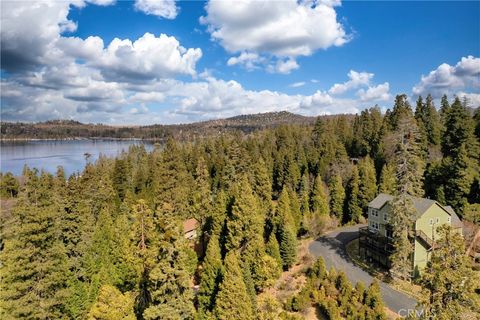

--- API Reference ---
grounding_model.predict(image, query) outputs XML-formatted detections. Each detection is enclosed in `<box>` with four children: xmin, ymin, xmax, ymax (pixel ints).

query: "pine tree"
<box><xmin>288</xmin><ymin>188</ymin><xmax>302</xmax><ymax>232</ymax></box>
<box><xmin>344</xmin><ymin>166</ymin><xmax>362</xmax><ymax>224</ymax></box>
<box><xmin>311</xmin><ymin>175</ymin><xmax>330</xmax><ymax>217</ymax></box>
<box><xmin>358</xmin><ymin>155</ymin><xmax>377</xmax><ymax>212</ymax></box>
<box><xmin>389</xmin><ymin>112</ymin><xmax>425</xmax><ymax>281</ymax></box>
<box><xmin>414</xmin><ymin>95</ymin><xmax>429</xmax><ymax>155</ymax></box>
<box><xmin>279</xmin><ymin>227</ymin><xmax>297</xmax><ymax>270</ymax></box>
<box><xmin>197</xmin><ymin>235</ymin><xmax>223</xmax><ymax>317</ymax></box>
<box><xmin>143</xmin><ymin>210</ymin><xmax>195</xmax><ymax>319</ymax></box>
<box><xmin>208</xmin><ymin>190</ymin><xmax>227</xmax><ymax>238</ymax></box>
<box><xmin>272</xmin><ymin>187</ymin><xmax>293</xmax><ymax>234</ymax></box>
<box><xmin>87</xmin><ymin>285</ymin><xmax>135</xmax><ymax>320</ymax></box>
<box><xmin>192</xmin><ymin>156</ymin><xmax>212</xmax><ymax>226</ymax></box>
<box><xmin>214</xmin><ymin>252</ymin><xmax>254</xmax><ymax>320</ymax></box>
<box><xmin>439</xmin><ymin>94</ymin><xmax>450</xmax><ymax>121</ymax></box>
<box><xmin>424</xmin><ymin>94</ymin><xmax>442</xmax><ymax>146</ymax></box>
<box><xmin>0</xmin><ymin>170</ymin><xmax>71</xmax><ymax>319</ymax></box>
<box><xmin>225</xmin><ymin>177</ymin><xmax>263</xmax><ymax>252</ymax></box>
<box><xmin>112</xmin><ymin>158</ymin><xmax>131</xmax><ymax>202</ymax></box>
<box><xmin>364</xmin><ymin>280</ymin><xmax>386</xmax><ymax>319</ymax></box>
<box><xmin>442</xmin><ymin>96</ymin><xmax>479</xmax><ymax>159</ymax></box>
<box><xmin>444</xmin><ymin>144</ymin><xmax>475</xmax><ymax>214</ymax></box>
<box><xmin>0</xmin><ymin>172</ymin><xmax>19</xmax><ymax>198</ymax></box>
<box><xmin>266</xmin><ymin>232</ymin><xmax>282</xmax><ymax>268</ymax></box>
<box><xmin>299</xmin><ymin>173</ymin><xmax>311</xmax><ymax>232</ymax></box>
<box><xmin>252</xmin><ymin>157</ymin><xmax>273</xmax><ymax>215</ymax></box>
<box><xmin>328</xmin><ymin>174</ymin><xmax>345</xmax><ymax>221</ymax></box>
<box><xmin>378</xmin><ymin>163</ymin><xmax>396</xmax><ymax>194</ymax></box>
<box><xmin>419</xmin><ymin>225</ymin><xmax>478</xmax><ymax>319</ymax></box>
<box><xmin>387</xmin><ymin>94</ymin><xmax>414</xmax><ymax>131</ymax></box>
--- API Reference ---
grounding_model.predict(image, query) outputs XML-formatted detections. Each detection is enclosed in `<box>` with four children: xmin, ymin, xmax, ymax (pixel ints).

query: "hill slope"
<box><xmin>0</xmin><ymin>111</ymin><xmax>320</xmax><ymax>140</ymax></box>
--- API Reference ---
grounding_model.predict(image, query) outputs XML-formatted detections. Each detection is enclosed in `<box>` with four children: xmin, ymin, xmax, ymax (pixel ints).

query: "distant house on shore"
<box><xmin>183</xmin><ymin>218</ymin><xmax>198</xmax><ymax>240</ymax></box>
<box><xmin>359</xmin><ymin>193</ymin><xmax>463</xmax><ymax>275</ymax></box>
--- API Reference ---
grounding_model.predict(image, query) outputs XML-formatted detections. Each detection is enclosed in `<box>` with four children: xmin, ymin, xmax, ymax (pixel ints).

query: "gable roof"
<box><xmin>183</xmin><ymin>218</ymin><xmax>198</xmax><ymax>233</ymax></box>
<box><xmin>368</xmin><ymin>193</ymin><xmax>460</xmax><ymax>221</ymax></box>
<box><xmin>444</xmin><ymin>206</ymin><xmax>463</xmax><ymax>228</ymax></box>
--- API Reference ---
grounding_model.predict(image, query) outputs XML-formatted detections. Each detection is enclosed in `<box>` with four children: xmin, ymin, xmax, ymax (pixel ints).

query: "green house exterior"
<box><xmin>359</xmin><ymin>193</ymin><xmax>463</xmax><ymax>275</ymax></box>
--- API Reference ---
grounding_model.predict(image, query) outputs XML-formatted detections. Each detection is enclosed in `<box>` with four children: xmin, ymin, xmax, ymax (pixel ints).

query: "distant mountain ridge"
<box><xmin>0</xmin><ymin>111</ymin><xmax>323</xmax><ymax>140</ymax></box>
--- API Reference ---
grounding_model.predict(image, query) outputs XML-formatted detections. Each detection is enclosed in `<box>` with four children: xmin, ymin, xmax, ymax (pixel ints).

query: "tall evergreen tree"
<box><xmin>442</xmin><ymin>96</ymin><xmax>479</xmax><ymax>159</ymax></box>
<box><xmin>344</xmin><ymin>166</ymin><xmax>362</xmax><ymax>224</ymax></box>
<box><xmin>389</xmin><ymin>113</ymin><xmax>425</xmax><ymax>280</ymax></box>
<box><xmin>265</xmin><ymin>233</ymin><xmax>282</xmax><ymax>270</ymax></box>
<box><xmin>0</xmin><ymin>172</ymin><xmax>19</xmax><ymax>198</ymax></box>
<box><xmin>0</xmin><ymin>170</ymin><xmax>71</xmax><ymax>319</ymax></box>
<box><xmin>419</xmin><ymin>225</ymin><xmax>478</xmax><ymax>319</ymax></box>
<box><xmin>443</xmin><ymin>144</ymin><xmax>475</xmax><ymax>214</ymax></box>
<box><xmin>439</xmin><ymin>94</ymin><xmax>451</xmax><ymax>121</ymax></box>
<box><xmin>311</xmin><ymin>175</ymin><xmax>330</xmax><ymax>217</ymax></box>
<box><xmin>279</xmin><ymin>227</ymin><xmax>297</xmax><ymax>270</ymax></box>
<box><xmin>358</xmin><ymin>156</ymin><xmax>377</xmax><ymax>212</ymax></box>
<box><xmin>225</xmin><ymin>177</ymin><xmax>263</xmax><ymax>252</ymax></box>
<box><xmin>197</xmin><ymin>235</ymin><xmax>223</xmax><ymax>317</ymax></box>
<box><xmin>328</xmin><ymin>174</ymin><xmax>345</xmax><ymax>221</ymax></box>
<box><xmin>378</xmin><ymin>163</ymin><xmax>396</xmax><ymax>194</ymax></box>
<box><xmin>87</xmin><ymin>285</ymin><xmax>135</xmax><ymax>320</ymax></box>
<box><xmin>214</xmin><ymin>252</ymin><xmax>254</xmax><ymax>320</ymax></box>
<box><xmin>143</xmin><ymin>209</ymin><xmax>195</xmax><ymax>319</ymax></box>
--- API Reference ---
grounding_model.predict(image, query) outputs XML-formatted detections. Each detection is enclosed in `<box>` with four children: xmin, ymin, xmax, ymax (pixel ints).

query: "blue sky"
<box><xmin>1</xmin><ymin>0</ymin><xmax>479</xmax><ymax>124</ymax></box>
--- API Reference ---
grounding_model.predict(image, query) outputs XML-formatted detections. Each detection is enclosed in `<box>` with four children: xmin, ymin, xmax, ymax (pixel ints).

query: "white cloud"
<box><xmin>226</xmin><ymin>52</ymin><xmax>264</xmax><ymax>70</ymax></box>
<box><xmin>457</xmin><ymin>92</ymin><xmax>480</xmax><ymax>107</ymax></box>
<box><xmin>0</xmin><ymin>0</ymin><xmax>390</xmax><ymax>125</ymax></box>
<box><xmin>130</xmin><ymin>104</ymin><xmax>149</xmax><ymax>115</ymax></box>
<box><xmin>58</xmin><ymin>33</ymin><xmax>202</xmax><ymax>81</ymax></box>
<box><xmin>290</xmin><ymin>81</ymin><xmax>306</xmax><ymax>88</ymax></box>
<box><xmin>130</xmin><ymin>92</ymin><xmax>165</xmax><ymax>103</ymax></box>
<box><xmin>328</xmin><ymin>70</ymin><xmax>373</xmax><ymax>95</ymax></box>
<box><xmin>134</xmin><ymin>0</ymin><xmax>178</xmax><ymax>19</ymax></box>
<box><xmin>413</xmin><ymin>56</ymin><xmax>480</xmax><ymax>97</ymax></box>
<box><xmin>271</xmin><ymin>58</ymin><xmax>299</xmax><ymax>74</ymax></box>
<box><xmin>357</xmin><ymin>82</ymin><xmax>390</xmax><ymax>102</ymax></box>
<box><xmin>201</xmin><ymin>0</ymin><xmax>349</xmax><ymax>72</ymax></box>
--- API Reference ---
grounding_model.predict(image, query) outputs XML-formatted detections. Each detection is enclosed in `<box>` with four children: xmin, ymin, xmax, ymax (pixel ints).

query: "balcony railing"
<box><xmin>415</xmin><ymin>229</ymin><xmax>434</xmax><ymax>249</ymax></box>
<box><xmin>359</xmin><ymin>226</ymin><xmax>394</xmax><ymax>255</ymax></box>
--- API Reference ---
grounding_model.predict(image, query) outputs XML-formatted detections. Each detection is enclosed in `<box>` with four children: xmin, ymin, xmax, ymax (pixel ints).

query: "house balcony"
<box><xmin>358</xmin><ymin>226</ymin><xmax>394</xmax><ymax>268</ymax></box>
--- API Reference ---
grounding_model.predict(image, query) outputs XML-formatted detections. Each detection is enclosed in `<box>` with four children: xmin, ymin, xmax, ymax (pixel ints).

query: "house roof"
<box><xmin>369</xmin><ymin>193</ymin><xmax>461</xmax><ymax>223</ymax></box>
<box><xmin>444</xmin><ymin>206</ymin><xmax>463</xmax><ymax>228</ymax></box>
<box><xmin>368</xmin><ymin>193</ymin><xmax>393</xmax><ymax>209</ymax></box>
<box><xmin>183</xmin><ymin>218</ymin><xmax>198</xmax><ymax>233</ymax></box>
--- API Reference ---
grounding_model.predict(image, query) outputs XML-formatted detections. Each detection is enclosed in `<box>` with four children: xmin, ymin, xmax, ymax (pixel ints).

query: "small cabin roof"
<box><xmin>183</xmin><ymin>218</ymin><xmax>198</xmax><ymax>233</ymax></box>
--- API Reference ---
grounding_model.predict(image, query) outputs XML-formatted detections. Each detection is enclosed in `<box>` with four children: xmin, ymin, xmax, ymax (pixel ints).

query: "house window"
<box><xmin>436</xmin><ymin>217</ymin><xmax>440</xmax><ymax>224</ymax></box>
<box><xmin>447</xmin><ymin>217</ymin><xmax>451</xmax><ymax>223</ymax></box>
<box><xmin>386</xmin><ymin>229</ymin><xmax>393</xmax><ymax>238</ymax></box>
<box><xmin>384</xmin><ymin>213</ymin><xmax>388</xmax><ymax>221</ymax></box>
<box><xmin>429</xmin><ymin>218</ymin><xmax>433</xmax><ymax>225</ymax></box>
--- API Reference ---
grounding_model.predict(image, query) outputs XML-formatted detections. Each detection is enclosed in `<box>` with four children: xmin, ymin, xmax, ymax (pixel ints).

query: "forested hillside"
<box><xmin>0</xmin><ymin>94</ymin><xmax>479</xmax><ymax>319</ymax></box>
<box><xmin>0</xmin><ymin>111</ymin><xmax>317</xmax><ymax>141</ymax></box>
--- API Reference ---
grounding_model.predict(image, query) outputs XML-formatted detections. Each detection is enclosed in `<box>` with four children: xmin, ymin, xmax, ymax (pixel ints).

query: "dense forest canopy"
<box><xmin>0</xmin><ymin>94</ymin><xmax>479</xmax><ymax>319</ymax></box>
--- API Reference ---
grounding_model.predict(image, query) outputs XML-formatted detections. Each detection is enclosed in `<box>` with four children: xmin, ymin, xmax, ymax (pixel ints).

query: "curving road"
<box><xmin>308</xmin><ymin>225</ymin><xmax>417</xmax><ymax>315</ymax></box>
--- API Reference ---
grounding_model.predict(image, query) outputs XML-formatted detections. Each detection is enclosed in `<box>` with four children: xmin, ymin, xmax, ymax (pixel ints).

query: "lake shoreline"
<box><xmin>0</xmin><ymin>137</ymin><xmax>164</xmax><ymax>142</ymax></box>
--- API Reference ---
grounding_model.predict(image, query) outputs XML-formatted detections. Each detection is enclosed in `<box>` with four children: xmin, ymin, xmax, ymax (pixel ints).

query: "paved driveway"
<box><xmin>308</xmin><ymin>225</ymin><xmax>417</xmax><ymax>314</ymax></box>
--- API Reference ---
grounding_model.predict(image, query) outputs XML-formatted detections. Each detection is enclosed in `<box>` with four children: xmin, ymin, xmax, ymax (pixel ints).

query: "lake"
<box><xmin>0</xmin><ymin>140</ymin><xmax>154</xmax><ymax>176</ymax></box>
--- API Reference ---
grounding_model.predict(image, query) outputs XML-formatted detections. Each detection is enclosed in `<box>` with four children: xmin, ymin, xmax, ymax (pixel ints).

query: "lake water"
<box><xmin>0</xmin><ymin>140</ymin><xmax>154</xmax><ymax>176</ymax></box>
